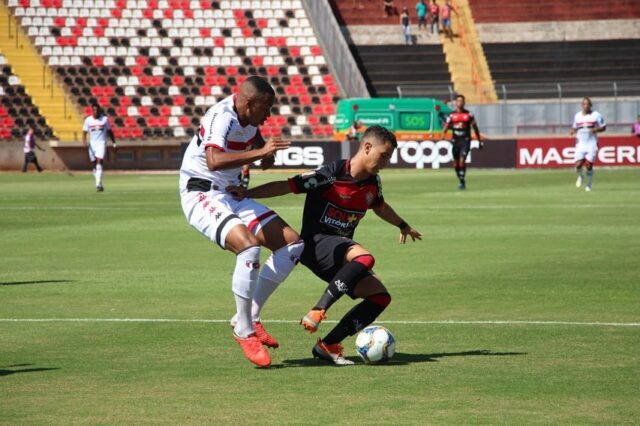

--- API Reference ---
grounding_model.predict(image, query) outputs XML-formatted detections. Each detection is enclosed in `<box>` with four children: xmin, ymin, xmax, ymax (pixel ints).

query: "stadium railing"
<box><xmin>302</xmin><ymin>0</ymin><xmax>369</xmax><ymax>99</ymax></box>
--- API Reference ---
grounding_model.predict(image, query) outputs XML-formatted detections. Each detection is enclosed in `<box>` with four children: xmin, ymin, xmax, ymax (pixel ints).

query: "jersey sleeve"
<box><xmin>82</xmin><ymin>117</ymin><xmax>89</xmax><ymax>132</ymax></box>
<box><xmin>572</xmin><ymin>113</ymin><xmax>579</xmax><ymax>130</ymax></box>
<box><xmin>371</xmin><ymin>175</ymin><xmax>385</xmax><ymax>209</ymax></box>
<box><xmin>287</xmin><ymin>163</ymin><xmax>335</xmax><ymax>194</ymax></box>
<box><xmin>104</xmin><ymin>117</ymin><xmax>111</xmax><ymax>130</ymax></box>
<box><xmin>596</xmin><ymin>112</ymin><xmax>607</xmax><ymax>129</ymax></box>
<box><xmin>201</xmin><ymin>110</ymin><xmax>234</xmax><ymax>151</ymax></box>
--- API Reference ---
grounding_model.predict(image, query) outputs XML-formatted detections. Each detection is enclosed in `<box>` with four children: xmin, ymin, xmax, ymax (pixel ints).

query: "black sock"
<box><xmin>313</xmin><ymin>260</ymin><xmax>370</xmax><ymax>311</ymax></box>
<box><xmin>458</xmin><ymin>166</ymin><xmax>466</xmax><ymax>182</ymax></box>
<box><xmin>322</xmin><ymin>293</ymin><xmax>391</xmax><ymax>345</ymax></box>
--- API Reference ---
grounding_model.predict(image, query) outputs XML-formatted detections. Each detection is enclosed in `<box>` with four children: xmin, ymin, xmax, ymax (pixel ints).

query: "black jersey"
<box><xmin>446</xmin><ymin>109</ymin><xmax>476</xmax><ymax>141</ymax></box>
<box><xmin>288</xmin><ymin>159</ymin><xmax>384</xmax><ymax>239</ymax></box>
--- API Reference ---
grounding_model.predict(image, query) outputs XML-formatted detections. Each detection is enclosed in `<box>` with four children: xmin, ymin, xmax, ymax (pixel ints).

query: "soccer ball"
<box><xmin>355</xmin><ymin>326</ymin><xmax>396</xmax><ymax>364</ymax></box>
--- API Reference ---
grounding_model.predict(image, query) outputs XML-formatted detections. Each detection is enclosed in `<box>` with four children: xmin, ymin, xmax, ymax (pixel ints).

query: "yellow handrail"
<box><xmin>450</xmin><ymin>0</ymin><xmax>487</xmax><ymax>103</ymax></box>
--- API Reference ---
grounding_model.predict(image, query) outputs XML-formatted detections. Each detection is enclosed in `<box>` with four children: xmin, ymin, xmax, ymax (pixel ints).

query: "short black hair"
<box><xmin>245</xmin><ymin>75</ymin><xmax>275</xmax><ymax>97</ymax></box>
<box><xmin>362</xmin><ymin>125</ymin><xmax>397</xmax><ymax>148</ymax></box>
<box><xmin>455</xmin><ymin>94</ymin><xmax>465</xmax><ymax>101</ymax></box>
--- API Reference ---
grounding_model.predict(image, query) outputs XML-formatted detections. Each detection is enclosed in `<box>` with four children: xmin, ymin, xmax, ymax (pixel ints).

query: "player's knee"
<box><xmin>366</xmin><ymin>292</ymin><xmax>391</xmax><ymax>308</ymax></box>
<box><xmin>585</xmin><ymin>162</ymin><xmax>593</xmax><ymax>170</ymax></box>
<box><xmin>353</xmin><ymin>254</ymin><xmax>375</xmax><ymax>270</ymax></box>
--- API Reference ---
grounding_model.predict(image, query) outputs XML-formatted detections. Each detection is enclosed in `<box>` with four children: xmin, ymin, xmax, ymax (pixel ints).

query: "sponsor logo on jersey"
<box><xmin>320</xmin><ymin>203</ymin><xmax>364</xmax><ymax>233</ymax></box>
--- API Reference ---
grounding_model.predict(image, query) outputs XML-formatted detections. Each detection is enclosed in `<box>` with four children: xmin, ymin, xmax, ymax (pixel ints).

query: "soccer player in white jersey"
<box><xmin>82</xmin><ymin>104</ymin><xmax>117</xmax><ymax>192</ymax></box>
<box><xmin>179</xmin><ymin>76</ymin><xmax>305</xmax><ymax>367</ymax></box>
<box><xmin>570</xmin><ymin>97</ymin><xmax>606</xmax><ymax>191</ymax></box>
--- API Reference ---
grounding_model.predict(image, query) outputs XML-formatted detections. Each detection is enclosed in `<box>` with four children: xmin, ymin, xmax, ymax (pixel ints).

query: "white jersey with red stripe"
<box><xmin>179</xmin><ymin>95</ymin><xmax>257</xmax><ymax>190</ymax></box>
<box><xmin>572</xmin><ymin>110</ymin><xmax>606</xmax><ymax>147</ymax></box>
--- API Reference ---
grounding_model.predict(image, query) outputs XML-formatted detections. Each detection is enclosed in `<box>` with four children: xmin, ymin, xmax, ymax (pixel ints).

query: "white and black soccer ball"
<box><xmin>355</xmin><ymin>326</ymin><xmax>396</xmax><ymax>364</ymax></box>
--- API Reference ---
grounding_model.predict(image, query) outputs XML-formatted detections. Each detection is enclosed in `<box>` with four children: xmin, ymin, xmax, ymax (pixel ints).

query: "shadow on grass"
<box><xmin>0</xmin><ymin>364</ymin><xmax>59</xmax><ymax>377</ymax></box>
<box><xmin>1</xmin><ymin>279</ymin><xmax>74</xmax><ymax>286</ymax></box>
<box><xmin>279</xmin><ymin>349</ymin><xmax>527</xmax><ymax>368</ymax></box>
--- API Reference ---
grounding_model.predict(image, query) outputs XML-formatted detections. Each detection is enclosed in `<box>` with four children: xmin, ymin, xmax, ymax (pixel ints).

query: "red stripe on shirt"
<box><xmin>205</xmin><ymin>143</ymin><xmax>224</xmax><ymax>151</ymax></box>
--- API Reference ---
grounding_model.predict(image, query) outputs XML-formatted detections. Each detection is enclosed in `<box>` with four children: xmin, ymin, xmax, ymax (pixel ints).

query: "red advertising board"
<box><xmin>517</xmin><ymin>136</ymin><xmax>640</xmax><ymax>168</ymax></box>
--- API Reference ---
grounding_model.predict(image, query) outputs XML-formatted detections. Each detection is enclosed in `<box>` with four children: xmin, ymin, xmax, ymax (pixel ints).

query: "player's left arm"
<box><xmin>252</xmin><ymin>129</ymin><xmax>275</xmax><ymax>170</ymax></box>
<box><xmin>372</xmin><ymin>201</ymin><xmax>422</xmax><ymax>244</ymax></box>
<box><xmin>106</xmin><ymin>119</ymin><xmax>117</xmax><ymax>148</ymax></box>
<box><xmin>593</xmin><ymin>113</ymin><xmax>607</xmax><ymax>134</ymax></box>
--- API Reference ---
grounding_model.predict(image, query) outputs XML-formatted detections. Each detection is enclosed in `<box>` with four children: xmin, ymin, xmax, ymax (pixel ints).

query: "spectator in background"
<box><xmin>441</xmin><ymin>0</ymin><xmax>458</xmax><ymax>41</ymax></box>
<box><xmin>22</xmin><ymin>127</ymin><xmax>44</xmax><ymax>173</ymax></box>
<box><xmin>401</xmin><ymin>7</ymin><xmax>412</xmax><ymax>45</ymax></box>
<box><xmin>632</xmin><ymin>115</ymin><xmax>640</xmax><ymax>138</ymax></box>
<box><xmin>348</xmin><ymin>120</ymin><xmax>364</xmax><ymax>142</ymax></box>
<box><xmin>383</xmin><ymin>0</ymin><xmax>396</xmax><ymax>17</ymax></box>
<box><xmin>429</xmin><ymin>0</ymin><xmax>440</xmax><ymax>35</ymax></box>
<box><xmin>416</xmin><ymin>0</ymin><xmax>427</xmax><ymax>31</ymax></box>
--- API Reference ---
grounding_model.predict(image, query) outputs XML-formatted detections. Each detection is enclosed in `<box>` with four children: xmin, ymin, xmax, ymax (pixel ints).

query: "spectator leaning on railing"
<box><xmin>632</xmin><ymin>115</ymin><xmax>640</xmax><ymax>138</ymax></box>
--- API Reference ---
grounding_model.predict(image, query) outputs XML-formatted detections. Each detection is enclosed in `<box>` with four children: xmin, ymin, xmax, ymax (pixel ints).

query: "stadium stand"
<box><xmin>7</xmin><ymin>0</ymin><xmax>339</xmax><ymax>140</ymax></box>
<box><xmin>350</xmin><ymin>45</ymin><xmax>451</xmax><ymax>98</ymax></box>
<box><xmin>330</xmin><ymin>1</ymin><xmax>453</xmax><ymax>98</ymax></box>
<box><xmin>0</xmin><ymin>54</ymin><xmax>54</xmax><ymax>140</ymax></box>
<box><xmin>468</xmin><ymin>0</ymin><xmax>640</xmax><ymax>23</ymax></box>
<box><xmin>484</xmin><ymin>39</ymin><xmax>640</xmax><ymax>86</ymax></box>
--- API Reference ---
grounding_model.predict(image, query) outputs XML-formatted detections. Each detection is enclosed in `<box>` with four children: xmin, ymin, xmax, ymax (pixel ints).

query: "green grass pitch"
<box><xmin>1</xmin><ymin>168</ymin><xmax>639</xmax><ymax>424</ymax></box>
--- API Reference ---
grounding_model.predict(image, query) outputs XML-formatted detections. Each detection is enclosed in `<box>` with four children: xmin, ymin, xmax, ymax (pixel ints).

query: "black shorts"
<box><xmin>301</xmin><ymin>233</ymin><xmax>360</xmax><ymax>282</ymax></box>
<box><xmin>451</xmin><ymin>138</ymin><xmax>471</xmax><ymax>160</ymax></box>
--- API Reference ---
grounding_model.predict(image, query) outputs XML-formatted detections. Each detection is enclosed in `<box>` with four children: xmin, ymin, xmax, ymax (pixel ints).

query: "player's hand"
<box><xmin>399</xmin><ymin>226</ymin><xmax>422</xmax><ymax>244</ymax></box>
<box><xmin>261</xmin><ymin>154</ymin><xmax>275</xmax><ymax>170</ymax></box>
<box><xmin>569</xmin><ymin>129</ymin><xmax>576</xmax><ymax>136</ymax></box>
<box><xmin>226</xmin><ymin>185</ymin><xmax>246</xmax><ymax>200</ymax></box>
<box><xmin>261</xmin><ymin>137</ymin><xmax>290</xmax><ymax>158</ymax></box>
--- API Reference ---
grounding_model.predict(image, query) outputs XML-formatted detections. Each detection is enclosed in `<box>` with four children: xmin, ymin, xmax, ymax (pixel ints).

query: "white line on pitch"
<box><xmin>0</xmin><ymin>318</ymin><xmax>638</xmax><ymax>327</ymax></box>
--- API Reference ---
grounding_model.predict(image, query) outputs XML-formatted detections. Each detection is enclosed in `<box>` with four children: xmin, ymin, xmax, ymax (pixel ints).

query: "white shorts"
<box><xmin>574</xmin><ymin>143</ymin><xmax>597</xmax><ymax>163</ymax></box>
<box><xmin>180</xmin><ymin>189</ymin><xmax>278</xmax><ymax>249</ymax></box>
<box><xmin>88</xmin><ymin>141</ymin><xmax>106</xmax><ymax>162</ymax></box>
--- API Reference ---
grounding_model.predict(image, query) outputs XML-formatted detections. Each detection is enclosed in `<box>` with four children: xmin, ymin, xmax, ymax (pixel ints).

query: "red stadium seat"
<box><xmin>179</xmin><ymin>116</ymin><xmax>190</xmax><ymax>126</ymax></box>
<box><xmin>120</xmin><ymin>97</ymin><xmax>132</xmax><ymax>107</ymax></box>
<box><xmin>138</xmin><ymin>106</ymin><xmax>149</xmax><ymax>116</ymax></box>
<box><xmin>160</xmin><ymin>106</ymin><xmax>171</xmax><ymax>116</ymax></box>
<box><xmin>311</xmin><ymin>46</ymin><xmax>322</xmax><ymax>56</ymax></box>
<box><xmin>200</xmin><ymin>28</ymin><xmax>210</xmax><ymax>37</ymax></box>
<box><xmin>172</xmin><ymin>76</ymin><xmax>184</xmax><ymax>86</ymax></box>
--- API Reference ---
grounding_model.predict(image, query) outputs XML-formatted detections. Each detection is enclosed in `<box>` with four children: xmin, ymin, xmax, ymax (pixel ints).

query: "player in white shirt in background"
<box><xmin>179</xmin><ymin>76</ymin><xmax>304</xmax><ymax>367</ymax></box>
<box><xmin>83</xmin><ymin>103</ymin><xmax>116</xmax><ymax>192</ymax></box>
<box><xmin>570</xmin><ymin>97</ymin><xmax>606</xmax><ymax>192</ymax></box>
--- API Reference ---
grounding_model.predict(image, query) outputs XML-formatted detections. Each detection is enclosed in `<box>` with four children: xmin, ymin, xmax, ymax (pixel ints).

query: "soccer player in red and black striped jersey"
<box><xmin>442</xmin><ymin>94</ymin><xmax>483</xmax><ymax>190</ymax></box>
<box><xmin>229</xmin><ymin>126</ymin><xmax>422</xmax><ymax>365</ymax></box>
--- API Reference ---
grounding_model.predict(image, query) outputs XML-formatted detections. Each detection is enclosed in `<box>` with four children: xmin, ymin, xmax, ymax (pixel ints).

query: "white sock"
<box><xmin>234</xmin><ymin>294</ymin><xmax>253</xmax><ymax>338</ymax></box>
<box><xmin>251</xmin><ymin>240</ymin><xmax>304</xmax><ymax>322</ymax></box>
<box><xmin>95</xmin><ymin>164</ymin><xmax>103</xmax><ymax>187</ymax></box>
<box><xmin>232</xmin><ymin>246</ymin><xmax>261</xmax><ymax>338</ymax></box>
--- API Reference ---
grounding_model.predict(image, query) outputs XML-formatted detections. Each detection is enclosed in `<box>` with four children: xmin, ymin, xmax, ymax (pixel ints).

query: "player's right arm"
<box><xmin>207</xmin><ymin>137</ymin><xmax>289</xmax><ymax>171</ymax></box>
<box><xmin>442</xmin><ymin>115</ymin><xmax>452</xmax><ymax>138</ymax></box>
<box><xmin>569</xmin><ymin>113</ymin><xmax>578</xmax><ymax>136</ymax></box>
<box><xmin>202</xmin><ymin>112</ymin><xmax>289</xmax><ymax>171</ymax></box>
<box><xmin>230</xmin><ymin>164</ymin><xmax>335</xmax><ymax>200</ymax></box>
